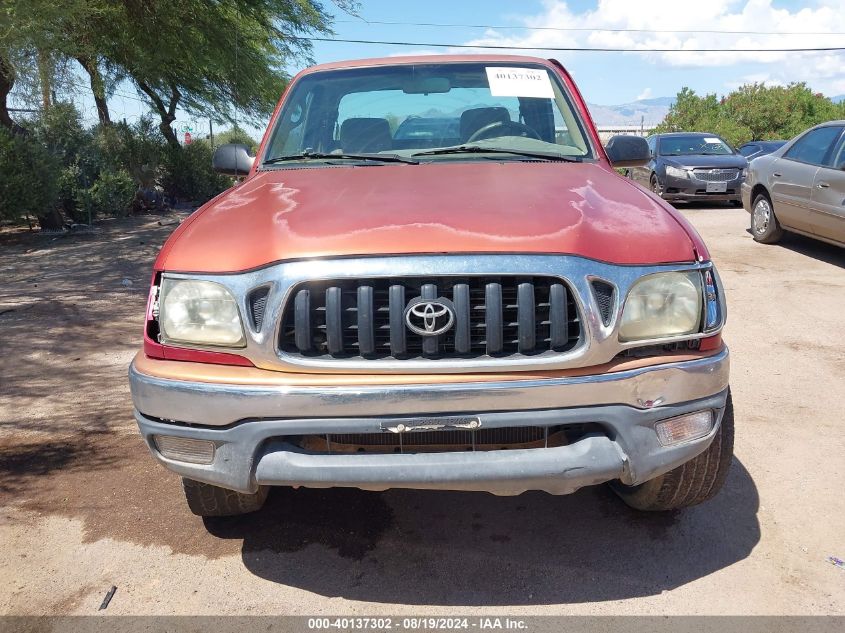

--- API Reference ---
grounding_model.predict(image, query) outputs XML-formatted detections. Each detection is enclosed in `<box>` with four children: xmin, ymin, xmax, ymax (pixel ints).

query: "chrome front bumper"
<box><xmin>130</xmin><ymin>348</ymin><xmax>730</xmax><ymax>495</ymax></box>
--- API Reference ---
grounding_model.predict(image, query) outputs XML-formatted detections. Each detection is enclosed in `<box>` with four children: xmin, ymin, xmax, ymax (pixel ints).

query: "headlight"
<box><xmin>159</xmin><ymin>278</ymin><xmax>245</xmax><ymax>347</ymax></box>
<box><xmin>665</xmin><ymin>165</ymin><xmax>688</xmax><ymax>179</ymax></box>
<box><xmin>740</xmin><ymin>168</ymin><xmax>748</xmax><ymax>180</ymax></box>
<box><xmin>620</xmin><ymin>272</ymin><xmax>702</xmax><ymax>341</ymax></box>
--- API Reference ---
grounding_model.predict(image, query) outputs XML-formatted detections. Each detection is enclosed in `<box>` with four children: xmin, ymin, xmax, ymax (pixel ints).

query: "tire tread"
<box><xmin>182</xmin><ymin>478</ymin><xmax>268</xmax><ymax>517</ymax></box>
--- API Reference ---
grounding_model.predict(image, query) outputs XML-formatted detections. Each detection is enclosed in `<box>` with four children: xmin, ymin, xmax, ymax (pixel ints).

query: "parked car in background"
<box><xmin>737</xmin><ymin>140</ymin><xmax>787</xmax><ymax>161</ymax></box>
<box><xmin>743</xmin><ymin>121</ymin><xmax>845</xmax><ymax>248</ymax></box>
<box><xmin>630</xmin><ymin>132</ymin><xmax>748</xmax><ymax>205</ymax></box>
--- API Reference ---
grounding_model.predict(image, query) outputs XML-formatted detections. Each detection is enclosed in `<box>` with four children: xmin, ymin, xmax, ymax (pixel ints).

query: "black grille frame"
<box><xmin>279</xmin><ymin>276</ymin><xmax>582</xmax><ymax>361</ymax></box>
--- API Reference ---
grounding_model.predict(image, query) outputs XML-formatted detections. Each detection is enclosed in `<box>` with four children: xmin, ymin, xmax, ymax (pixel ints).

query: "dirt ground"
<box><xmin>0</xmin><ymin>207</ymin><xmax>843</xmax><ymax>616</ymax></box>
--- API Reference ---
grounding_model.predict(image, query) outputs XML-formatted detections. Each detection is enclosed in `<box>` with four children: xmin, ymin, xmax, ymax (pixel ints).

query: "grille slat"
<box><xmin>294</xmin><ymin>289</ymin><xmax>311</xmax><ymax>352</ymax></box>
<box><xmin>357</xmin><ymin>285</ymin><xmax>375</xmax><ymax>356</ymax></box>
<box><xmin>549</xmin><ymin>283</ymin><xmax>569</xmax><ymax>350</ymax></box>
<box><xmin>325</xmin><ymin>287</ymin><xmax>344</xmax><ymax>355</ymax></box>
<box><xmin>280</xmin><ymin>276</ymin><xmax>581</xmax><ymax>361</ymax></box>
<box><xmin>388</xmin><ymin>284</ymin><xmax>406</xmax><ymax>357</ymax></box>
<box><xmin>485</xmin><ymin>282</ymin><xmax>503</xmax><ymax>355</ymax></box>
<box><xmin>453</xmin><ymin>283</ymin><xmax>471</xmax><ymax>354</ymax></box>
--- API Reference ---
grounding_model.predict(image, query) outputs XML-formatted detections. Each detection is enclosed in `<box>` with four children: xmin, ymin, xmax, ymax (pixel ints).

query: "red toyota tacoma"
<box><xmin>129</xmin><ymin>55</ymin><xmax>732</xmax><ymax>517</ymax></box>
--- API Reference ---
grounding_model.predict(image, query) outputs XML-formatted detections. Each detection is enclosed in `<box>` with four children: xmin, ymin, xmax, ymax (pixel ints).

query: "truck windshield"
<box><xmin>262</xmin><ymin>62</ymin><xmax>594</xmax><ymax>165</ymax></box>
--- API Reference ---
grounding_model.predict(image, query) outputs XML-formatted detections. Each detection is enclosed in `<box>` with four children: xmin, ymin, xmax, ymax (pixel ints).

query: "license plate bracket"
<box><xmin>380</xmin><ymin>416</ymin><xmax>481</xmax><ymax>433</ymax></box>
<box><xmin>706</xmin><ymin>181</ymin><xmax>728</xmax><ymax>193</ymax></box>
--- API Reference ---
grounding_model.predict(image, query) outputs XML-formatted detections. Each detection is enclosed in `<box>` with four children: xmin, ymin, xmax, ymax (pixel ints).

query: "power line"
<box><xmin>336</xmin><ymin>18</ymin><xmax>845</xmax><ymax>37</ymax></box>
<box><xmin>302</xmin><ymin>36</ymin><xmax>845</xmax><ymax>53</ymax></box>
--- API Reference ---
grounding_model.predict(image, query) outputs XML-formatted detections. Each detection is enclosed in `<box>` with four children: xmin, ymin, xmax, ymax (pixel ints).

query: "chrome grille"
<box><xmin>279</xmin><ymin>276</ymin><xmax>581</xmax><ymax>360</ymax></box>
<box><xmin>692</xmin><ymin>168</ymin><xmax>739</xmax><ymax>182</ymax></box>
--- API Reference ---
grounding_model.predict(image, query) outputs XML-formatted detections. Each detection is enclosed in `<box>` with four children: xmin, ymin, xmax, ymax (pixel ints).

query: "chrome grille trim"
<box><xmin>692</xmin><ymin>168</ymin><xmax>740</xmax><ymax>182</ymax></box>
<box><xmin>159</xmin><ymin>254</ymin><xmax>726</xmax><ymax>374</ymax></box>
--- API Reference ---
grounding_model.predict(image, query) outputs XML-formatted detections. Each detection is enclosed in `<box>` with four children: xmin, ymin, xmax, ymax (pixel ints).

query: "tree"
<box><xmin>101</xmin><ymin>0</ymin><xmax>340</xmax><ymax>148</ymax></box>
<box><xmin>655</xmin><ymin>83</ymin><xmax>845</xmax><ymax>146</ymax></box>
<box><xmin>0</xmin><ymin>0</ymin><xmax>116</xmax><ymax>130</ymax></box>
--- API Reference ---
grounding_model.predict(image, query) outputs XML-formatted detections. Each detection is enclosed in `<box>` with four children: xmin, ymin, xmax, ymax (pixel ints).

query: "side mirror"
<box><xmin>212</xmin><ymin>143</ymin><xmax>254</xmax><ymax>177</ymax></box>
<box><xmin>605</xmin><ymin>135</ymin><xmax>651</xmax><ymax>168</ymax></box>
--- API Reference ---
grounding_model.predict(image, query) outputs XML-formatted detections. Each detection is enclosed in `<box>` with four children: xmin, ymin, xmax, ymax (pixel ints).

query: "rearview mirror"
<box><xmin>403</xmin><ymin>77</ymin><xmax>451</xmax><ymax>94</ymax></box>
<box><xmin>212</xmin><ymin>143</ymin><xmax>254</xmax><ymax>177</ymax></box>
<box><xmin>605</xmin><ymin>135</ymin><xmax>650</xmax><ymax>168</ymax></box>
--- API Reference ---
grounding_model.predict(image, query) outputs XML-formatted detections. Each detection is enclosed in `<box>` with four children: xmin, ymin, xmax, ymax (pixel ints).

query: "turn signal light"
<box><xmin>654</xmin><ymin>411</ymin><xmax>713</xmax><ymax>446</ymax></box>
<box><xmin>154</xmin><ymin>435</ymin><xmax>215</xmax><ymax>464</ymax></box>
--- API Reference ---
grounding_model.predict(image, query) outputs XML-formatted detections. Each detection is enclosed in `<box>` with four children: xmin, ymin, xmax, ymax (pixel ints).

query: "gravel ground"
<box><xmin>0</xmin><ymin>207</ymin><xmax>843</xmax><ymax>616</ymax></box>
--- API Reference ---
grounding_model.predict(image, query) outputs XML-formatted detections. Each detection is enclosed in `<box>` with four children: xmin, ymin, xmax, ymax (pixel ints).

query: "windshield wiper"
<box><xmin>412</xmin><ymin>145</ymin><xmax>583</xmax><ymax>162</ymax></box>
<box><xmin>263</xmin><ymin>151</ymin><xmax>419</xmax><ymax>165</ymax></box>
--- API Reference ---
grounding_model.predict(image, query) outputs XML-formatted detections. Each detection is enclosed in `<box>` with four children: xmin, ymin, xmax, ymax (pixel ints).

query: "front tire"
<box><xmin>612</xmin><ymin>390</ymin><xmax>734</xmax><ymax>512</ymax></box>
<box><xmin>182</xmin><ymin>478</ymin><xmax>269</xmax><ymax>517</ymax></box>
<box><xmin>751</xmin><ymin>192</ymin><xmax>783</xmax><ymax>243</ymax></box>
<box><xmin>649</xmin><ymin>173</ymin><xmax>663</xmax><ymax>197</ymax></box>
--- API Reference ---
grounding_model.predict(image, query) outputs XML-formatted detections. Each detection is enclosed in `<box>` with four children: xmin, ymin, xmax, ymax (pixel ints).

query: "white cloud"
<box><xmin>636</xmin><ymin>87</ymin><xmax>652</xmax><ymax>101</ymax></box>
<box><xmin>463</xmin><ymin>0</ymin><xmax>845</xmax><ymax>95</ymax></box>
<box><xmin>386</xmin><ymin>49</ymin><xmax>441</xmax><ymax>58</ymax></box>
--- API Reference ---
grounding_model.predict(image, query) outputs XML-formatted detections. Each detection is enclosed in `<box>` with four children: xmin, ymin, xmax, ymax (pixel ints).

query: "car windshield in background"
<box><xmin>659</xmin><ymin>136</ymin><xmax>734</xmax><ymax>156</ymax></box>
<box><xmin>262</xmin><ymin>62</ymin><xmax>594</xmax><ymax>165</ymax></box>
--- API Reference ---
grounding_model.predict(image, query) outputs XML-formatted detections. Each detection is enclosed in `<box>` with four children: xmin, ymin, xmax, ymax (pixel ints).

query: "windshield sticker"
<box><xmin>485</xmin><ymin>67</ymin><xmax>554</xmax><ymax>98</ymax></box>
<box><xmin>704</xmin><ymin>137</ymin><xmax>722</xmax><ymax>143</ymax></box>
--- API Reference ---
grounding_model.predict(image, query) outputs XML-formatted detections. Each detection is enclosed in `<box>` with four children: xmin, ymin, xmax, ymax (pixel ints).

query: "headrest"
<box><xmin>339</xmin><ymin>118</ymin><xmax>392</xmax><ymax>153</ymax></box>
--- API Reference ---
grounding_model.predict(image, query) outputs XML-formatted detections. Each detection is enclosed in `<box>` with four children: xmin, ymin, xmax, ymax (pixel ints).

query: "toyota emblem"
<box><xmin>404</xmin><ymin>297</ymin><xmax>456</xmax><ymax>336</ymax></box>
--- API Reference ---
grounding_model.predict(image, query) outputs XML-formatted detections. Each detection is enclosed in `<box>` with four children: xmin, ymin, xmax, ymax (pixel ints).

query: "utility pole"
<box><xmin>209</xmin><ymin>119</ymin><xmax>214</xmax><ymax>147</ymax></box>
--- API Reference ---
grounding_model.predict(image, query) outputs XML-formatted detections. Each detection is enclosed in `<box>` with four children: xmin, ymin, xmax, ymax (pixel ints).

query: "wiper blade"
<box><xmin>264</xmin><ymin>151</ymin><xmax>418</xmax><ymax>165</ymax></box>
<box><xmin>412</xmin><ymin>145</ymin><xmax>582</xmax><ymax>162</ymax></box>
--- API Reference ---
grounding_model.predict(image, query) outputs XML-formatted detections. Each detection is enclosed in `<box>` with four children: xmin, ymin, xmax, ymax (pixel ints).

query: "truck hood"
<box><xmin>158</xmin><ymin>161</ymin><xmax>698</xmax><ymax>272</ymax></box>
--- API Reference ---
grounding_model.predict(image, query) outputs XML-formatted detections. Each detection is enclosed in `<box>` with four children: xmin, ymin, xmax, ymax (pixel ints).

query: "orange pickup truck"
<box><xmin>129</xmin><ymin>55</ymin><xmax>732</xmax><ymax>518</ymax></box>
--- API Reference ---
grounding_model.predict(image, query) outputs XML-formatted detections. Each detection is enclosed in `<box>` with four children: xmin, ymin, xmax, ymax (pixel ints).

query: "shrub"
<box><xmin>79</xmin><ymin>169</ymin><xmax>137</xmax><ymax>219</ymax></box>
<box><xmin>159</xmin><ymin>141</ymin><xmax>231</xmax><ymax>203</ymax></box>
<box><xmin>0</xmin><ymin>128</ymin><xmax>59</xmax><ymax>227</ymax></box>
<box><xmin>57</xmin><ymin>163</ymin><xmax>87</xmax><ymax>222</ymax></box>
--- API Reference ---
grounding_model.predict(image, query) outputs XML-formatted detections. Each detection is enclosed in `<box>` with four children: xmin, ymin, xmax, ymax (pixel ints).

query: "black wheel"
<box><xmin>182</xmin><ymin>478</ymin><xmax>269</xmax><ymax>517</ymax></box>
<box><xmin>612</xmin><ymin>390</ymin><xmax>734</xmax><ymax>512</ymax></box>
<box><xmin>750</xmin><ymin>192</ymin><xmax>783</xmax><ymax>244</ymax></box>
<box><xmin>649</xmin><ymin>173</ymin><xmax>663</xmax><ymax>197</ymax></box>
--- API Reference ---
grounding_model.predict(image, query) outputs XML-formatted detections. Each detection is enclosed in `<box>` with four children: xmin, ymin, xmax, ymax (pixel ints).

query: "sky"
<box><xmin>33</xmin><ymin>0</ymin><xmax>845</xmax><ymax>139</ymax></box>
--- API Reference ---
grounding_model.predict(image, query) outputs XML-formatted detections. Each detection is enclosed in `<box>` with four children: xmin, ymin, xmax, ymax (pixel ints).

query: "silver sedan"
<box><xmin>742</xmin><ymin>121</ymin><xmax>845</xmax><ymax>248</ymax></box>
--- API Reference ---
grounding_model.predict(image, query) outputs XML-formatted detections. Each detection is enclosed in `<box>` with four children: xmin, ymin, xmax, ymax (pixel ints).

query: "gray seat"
<box><xmin>339</xmin><ymin>118</ymin><xmax>392</xmax><ymax>153</ymax></box>
<box><xmin>459</xmin><ymin>107</ymin><xmax>510</xmax><ymax>142</ymax></box>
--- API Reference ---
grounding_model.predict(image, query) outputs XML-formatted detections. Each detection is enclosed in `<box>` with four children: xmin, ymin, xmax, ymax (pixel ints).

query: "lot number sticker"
<box><xmin>485</xmin><ymin>67</ymin><xmax>554</xmax><ymax>98</ymax></box>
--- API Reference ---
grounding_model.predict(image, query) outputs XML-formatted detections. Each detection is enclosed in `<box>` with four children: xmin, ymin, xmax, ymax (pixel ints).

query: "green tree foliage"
<box><xmin>1</xmin><ymin>1</ymin><xmax>355</xmax><ymax>143</ymax></box>
<box><xmin>159</xmin><ymin>141</ymin><xmax>232</xmax><ymax>204</ymax></box>
<box><xmin>655</xmin><ymin>83</ymin><xmax>845</xmax><ymax>146</ymax></box>
<box><xmin>0</xmin><ymin>128</ymin><xmax>59</xmax><ymax>226</ymax></box>
<box><xmin>214</xmin><ymin>127</ymin><xmax>260</xmax><ymax>153</ymax></box>
<box><xmin>1</xmin><ymin>105</ymin><xmax>233</xmax><ymax>228</ymax></box>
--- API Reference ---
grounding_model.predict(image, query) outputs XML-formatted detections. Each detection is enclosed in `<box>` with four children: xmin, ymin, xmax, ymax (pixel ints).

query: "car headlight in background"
<box><xmin>619</xmin><ymin>271</ymin><xmax>702</xmax><ymax>341</ymax></box>
<box><xmin>740</xmin><ymin>168</ymin><xmax>748</xmax><ymax>180</ymax></box>
<box><xmin>665</xmin><ymin>165</ymin><xmax>688</xmax><ymax>179</ymax></box>
<box><xmin>159</xmin><ymin>278</ymin><xmax>245</xmax><ymax>347</ymax></box>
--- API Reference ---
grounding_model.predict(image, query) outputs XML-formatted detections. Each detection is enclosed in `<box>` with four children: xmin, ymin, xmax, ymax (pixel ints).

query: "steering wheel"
<box><xmin>467</xmin><ymin>120</ymin><xmax>541</xmax><ymax>143</ymax></box>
